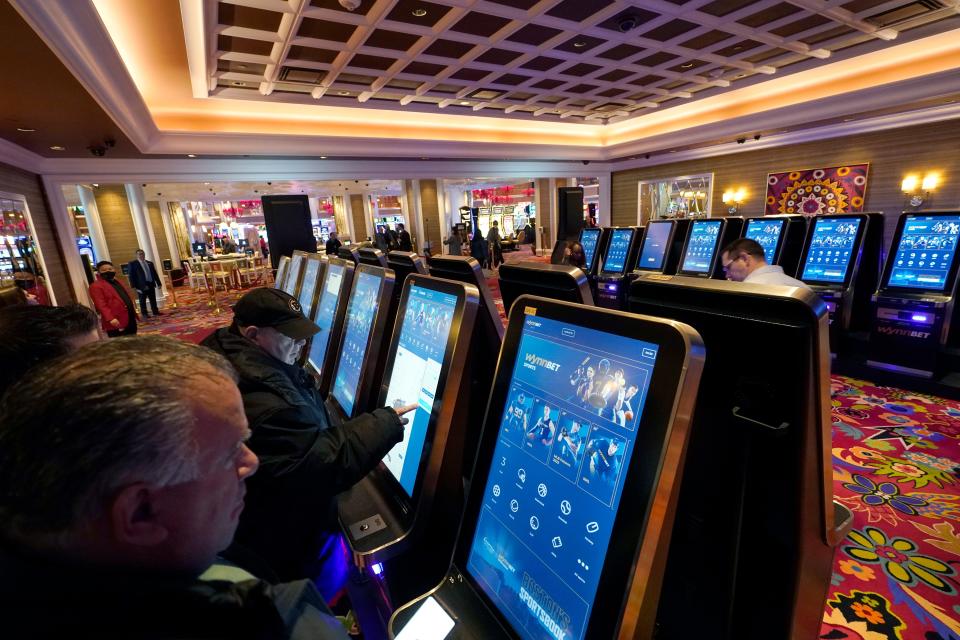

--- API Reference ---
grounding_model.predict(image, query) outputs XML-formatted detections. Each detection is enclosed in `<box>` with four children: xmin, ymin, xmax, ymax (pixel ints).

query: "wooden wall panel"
<box><xmin>611</xmin><ymin>120</ymin><xmax>960</xmax><ymax>252</ymax></box>
<box><xmin>94</xmin><ymin>185</ymin><xmax>140</xmax><ymax>267</ymax></box>
<box><xmin>349</xmin><ymin>193</ymin><xmax>366</xmax><ymax>243</ymax></box>
<box><xmin>146</xmin><ymin>201</ymin><xmax>171</xmax><ymax>263</ymax></box>
<box><xmin>418</xmin><ymin>179</ymin><xmax>442</xmax><ymax>255</ymax></box>
<box><xmin>0</xmin><ymin>161</ymin><xmax>72</xmax><ymax>302</ymax></box>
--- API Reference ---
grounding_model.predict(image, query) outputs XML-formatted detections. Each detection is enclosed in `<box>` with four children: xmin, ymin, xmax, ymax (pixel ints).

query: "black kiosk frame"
<box><xmin>634</xmin><ymin>219</ymin><xmax>693</xmax><ymax>275</ymax></box>
<box><xmin>305</xmin><ymin>256</ymin><xmax>355</xmax><ymax>397</ymax></box>
<box><xmin>274</xmin><ymin>255</ymin><xmax>291</xmax><ymax>290</ymax></box>
<box><xmin>360</xmin><ymin>247</ymin><xmax>389</xmax><ymax>268</ymax></box>
<box><xmin>390</xmin><ymin>296</ymin><xmax>704</xmax><ymax>640</ymax></box>
<box><xmin>296</xmin><ymin>253</ymin><xmax>326</xmax><ymax>320</ymax></box>
<box><xmin>282</xmin><ymin>249</ymin><xmax>310</xmax><ymax>298</ymax></box>
<box><xmin>595</xmin><ymin>226</ymin><xmax>643</xmax><ymax>309</ymax></box>
<box><xmin>338</xmin><ymin>245</ymin><xmax>362</xmax><ymax>266</ymax></box>
<box><xmin>497</xmin><ymin>262</ymin><xmax>594</xmax><ymax>313</ymax></box>
<box><xmin>577</xmin><ymin>227</ymin><xmax>609</xmax><ymax>277</ymax></box>
<box><xmin>741</xmin><ymin>214</ymin><xmax>807</xmax><ymax>276</ymax></box>
<box><xmin>676</xmin><ymin>217</ymin><xmax>744</xmax><ymax>279</ymax></box>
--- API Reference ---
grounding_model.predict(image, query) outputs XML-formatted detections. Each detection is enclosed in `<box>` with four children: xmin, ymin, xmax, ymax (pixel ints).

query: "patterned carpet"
<box><xmin>145</xmin><ymin>264</ymin><xmax>960</xmax><ymax>639</ymax></box>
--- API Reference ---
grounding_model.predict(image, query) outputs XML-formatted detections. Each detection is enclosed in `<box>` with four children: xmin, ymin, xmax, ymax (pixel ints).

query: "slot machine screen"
<box><xmin>636</xmin><ymin>221</ymin><xmax>671</xmax><ymax>271</ymax></box>
<box><xmin>579</xmin><ymin>229</ymin><xmax>600</xmax><ymax>270</ymax></box>
<box><xmin>801</xmin><ymin>217</ymin><xmax>861</xmax><ymax>284</ymax></box>
<box><xmin>331</xmin><ymin>271</ymin><xmax>383</xmax><ymax>416</ymax></box>
<box><xmin>744</xmin><ymin>218</ymin><xmax>785</xmax><ymax>262</ymax></box>
<box><xmin>886</xmin><ymin>214</ymin><xmax>960</xmax><ymax>291</ymax></box>
<box><xmin>307</xmin><ymin>263</ymin><xmax>345</xmax><ymax>372</ymax></box>
<box><xmin>282</xmin><ymin>253</ymin><xmax>305</xmax><ymax>296</ymax></box>
<box><xmin>601</xmin><ymin>229</ymin><xmax>634</xmax><ymax>274</ymax></box>
<box><xmin>465</xmin><ymin>312</ymin><xmax>658</xmax><ymax>640</ymax></box>
<box><xmin>298</xmin><ymin>259</ymin><xmax>321</xmax><ymax>320</ymax></box>
<box><xmin>381</xmin><ymin>285</ymin><xmax>459</xmax><ymax>496</ymax></box>
<box><xmin>680</xmin><ymin>220</ymin><xmax>722</xmax><ymax>273</ymax></box>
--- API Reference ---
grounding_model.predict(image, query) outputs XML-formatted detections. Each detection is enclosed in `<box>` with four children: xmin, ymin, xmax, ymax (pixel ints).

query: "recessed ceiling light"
<box><xmin>736</xmin><ymin>73</ymin><xmax>746</xmax><ymax>78</ymax></box>
<box><xmin>237</xmin><ymin>64</ymin><xmax>247</xmax><ymax>69</ymax></box>
<box><xmin>573</xmin><ymin>41</ymin><xmax>587</xmax><ymax>48</ymax></box>
<box><xmin>49</xmin><ymin>145</ymin><xmax>65</xmax><ymax>151</ymax></box>
<box><xmin>320</xmin><ymin>156</ymin><xmax>328</xmax><ymax>159</ymax></box>
<box><xmin>187</xmin><ymin>154</ymin><xmax>197</xmax><ymax>158</ymax></box>
<box><xmin>232</xmin><ymin>81</ymin><xmax>245</xmax><ymax>86</ymax></box>
<box><xmin>204</xmin><ymin>182</ymin><xmax>210</xmax><ymax>185</ymax></box>
<box><xmin>669</xmin><ymin>150</ymin><xmax>677</xmax><ymax>153</ymax></box>
<box><xmin>337</xmin><ymin>91</ymin><xmax>351</xmax><ymax>96</ymax></box>
<box><xmin>680</xmin><ymin>63</ymin><xmax>694</xmax><ymax>69</ymax></box>
<box><xmin>411</xmin><ymin>8</ymin><xmax>427</xmax><ymax>17</ymax></box>
<box><xmin>733</xmin><ymin>45</ymin><xmax>743</xmax><ymax>51</ymax></box>
<box><xmin>16</xmin><ymin>127</ymin><xmax>36</xmax><ymax>132</ymax></box>
<box><xmin>459</xmin><ymin>101</ymin><xmax>470</xmax><ymax>105</ymax></box>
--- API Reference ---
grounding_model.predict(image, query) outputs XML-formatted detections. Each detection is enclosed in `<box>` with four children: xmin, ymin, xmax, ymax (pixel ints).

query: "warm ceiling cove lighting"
<box><xmin>49</xmin><ymin>145</ymin><xmax>65</xmax><ymax>151</ymax></box>
<box><xmin>16</xmin><ymin>127</ymin><xmax>36</xmax><ymax>132</ymax></box>
<box><xmin>411</xmin><ymin>8</ymin><xmax>427</xmax><ymax>17</ymax></box>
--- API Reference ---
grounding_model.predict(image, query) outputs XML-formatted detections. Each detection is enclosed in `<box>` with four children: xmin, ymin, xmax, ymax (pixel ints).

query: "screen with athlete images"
<box><xmin>382</xmin><ymin>285</ymin><xmax>459</xmax><ymax>496</ymax></box>
<box><xmin>887</xmin><ymin>214</ymin><xmax>960</xmax><ymax>291</ymax></box>
<box><xmin>579</xmin><ymin>229</ymin><xmax>600</xmax><ymax>270</ymax></box>
<box><xmin>636</xmin><ymin>221</ymin><xmax>671</xmax><ymax>271</ymax></box>
<box><xmin>307</xmin><ymin>263</ymin><xmax>345</xmax><ymax>372</ymax></box>
<box><xmin>680</xmin><ymin>220</ymin><xmax>722</xmax><ymax>273</ymax></box>
<box><xmin>601</xmin><ymin>229</ymin><xmax>634</xmax><ymax>274</ymax></box>
<box><xmin>465</xmin><ymin>313</ymin><xmax>658</xmax><ymax>640</ymax></box>
<box><xmin>298</xmin><ymin>259</ymin><xmax>322</xmax><ymax>320</ymax></box>
<box><xmin>744</xmin><ymin>218</ymin><xmax>785</xmax><ymax>263</ymax></box>
<box><xmin>801</xmin><ymin>217</ymin><xmax>861</xmax><ymax>284</ymax></box>
<box><xmin>282</xmin><ymin>253</ymin><xmax>305</xmax><ymax>296</ymax></box>
<box><xmin>331</xmin><ymin>271</ymin><xmax>382</xmax><ymax>416</ymax></box>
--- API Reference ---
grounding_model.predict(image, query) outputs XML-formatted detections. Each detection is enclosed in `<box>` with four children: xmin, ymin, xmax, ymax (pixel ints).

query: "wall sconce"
<box><xmin>722</xmin><ymin>188</ymin><xmax>747</xmax><ymax>214</ymax></box>
<box><xmin>902</xmin><ymin>172</ymin><xmax>940</xmax><ymax>208</ymax></box>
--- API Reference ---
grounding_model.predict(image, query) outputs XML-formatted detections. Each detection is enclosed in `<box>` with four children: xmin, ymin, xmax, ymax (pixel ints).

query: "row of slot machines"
<box><xmin>268</xmin><ymin>244</ymin><xmax>850</xmax><ymax>639</ymax></box>
<box><xmin>568</xmin><ymin>211</ymin><xmax>960</xmax><ymax>378</ymax></box>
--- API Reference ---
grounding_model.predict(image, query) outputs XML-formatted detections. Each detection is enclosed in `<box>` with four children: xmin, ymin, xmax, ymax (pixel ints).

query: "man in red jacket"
<box><xmin>89</xmin><ymin>260</ymin><xmax>138</xmax><ymax>337</ymax></box>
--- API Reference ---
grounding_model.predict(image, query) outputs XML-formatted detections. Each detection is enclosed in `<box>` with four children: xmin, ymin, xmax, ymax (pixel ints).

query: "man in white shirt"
<box><xmin>720</xmin><ymin>238</ymin><xmax>810</xmax><ymax>289</ymax></box>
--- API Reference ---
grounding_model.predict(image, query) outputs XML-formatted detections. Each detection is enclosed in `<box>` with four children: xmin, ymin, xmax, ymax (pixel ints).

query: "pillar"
<box><xmin>125</xmin><ymin>184</ymin><xmax>166</xmax><ymax>302</ymax></box>
<box><xmin>77</xmin><ymin>185</ymin><xmax>110</xmax><ymax>262</ymax></box>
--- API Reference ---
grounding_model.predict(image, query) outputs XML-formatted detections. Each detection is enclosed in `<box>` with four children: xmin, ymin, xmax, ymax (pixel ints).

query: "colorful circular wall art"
<box><xmin>765</xmin><ymin>164</ymin><xmax>869</xmax><ymax>217</ymax></box>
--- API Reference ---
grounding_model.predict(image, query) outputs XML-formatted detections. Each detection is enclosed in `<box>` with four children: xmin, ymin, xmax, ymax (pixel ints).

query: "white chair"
<box><xmin>205</xmin><ymin>261</ymin><xmax>232</xmax><ymax>291</ymax></box>
<box><xmin>184</xmin><ymin>261</ymin><xmax>207</xmax><ymax>292</ymax></box>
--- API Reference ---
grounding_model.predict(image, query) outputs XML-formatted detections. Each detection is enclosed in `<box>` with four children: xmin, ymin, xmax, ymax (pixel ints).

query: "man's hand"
<box><xmin>394</xmin><ymin>403</ymin><xmax>419</xmax><ymax>416</ymax></box>
<box><xmin>110</xmin><ymin>318</ymin><xmax>120</xmax><ymax>328</ymax></box>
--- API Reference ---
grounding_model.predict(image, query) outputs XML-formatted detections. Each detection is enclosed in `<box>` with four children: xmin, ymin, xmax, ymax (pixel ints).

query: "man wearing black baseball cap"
<box><xmin>202</xmin><ymin>287</ymin><xmax>415</xmax><ymax>582</ymax></box>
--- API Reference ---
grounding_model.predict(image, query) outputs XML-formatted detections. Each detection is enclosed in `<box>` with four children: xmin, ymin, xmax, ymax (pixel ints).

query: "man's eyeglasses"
<box><xmin>722</xmin><ymin>253</ymin><xmax>746</xmax><ymax>271</ymax></box>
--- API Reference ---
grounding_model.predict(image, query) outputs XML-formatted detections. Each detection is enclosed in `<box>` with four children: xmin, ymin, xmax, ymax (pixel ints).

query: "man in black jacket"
<box><xmin>202</xmin><ymin>287</ymin><xmax>414</xmax><ymax>581</ymax></box>
<box><xmin>325</xmin><ymin>231</ymin><xmax>342</xmax><ymax>256</ymax></box>
<box><xmin>396</xmin><ymin>223</ymin><xmax>413</xmax><ymax>251</ymax></box>
<box><xmin>127</xmin><ymin>248</ymin><xmax>163</xmax><ymax>318</ymax></box>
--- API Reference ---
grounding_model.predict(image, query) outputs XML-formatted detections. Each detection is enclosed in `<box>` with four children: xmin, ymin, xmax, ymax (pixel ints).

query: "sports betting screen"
<box><xmin>680</xmin><ymin>220</ymin><xmax>722</xmax><ymax>273</ymax></box>
<box><xmin>579</xmin><ymin>229</ymin><xmax>600</xmax><ymax>270</ymax></box>
<box><xmin>331</xmin><ymin>271</ymin><xmax>382</xmax><ymax>416</ymax></box>
<box><xmin>601</xmin><ymin>229</ymin><xmax>634</xmax><ymax>274</ymax></box>
<box><xmin>887</xmin><ymin>214</ymin><xmax>960</xmax><ymax>291</ymax></box>
<box><xmin>801</xmin><ymin>217</ymin><xmax>861</xmax><ymax>284</ymax></box>
<box><xmin>465</xmin><ymin>312</ymin><xmax>658</xmax><ymax>640</ymax></box>
<box><xmin>382</xmin><ymin>285</ymin><xmax>459</xmax><ymax>496</ymax></box>
<box><xmin>298</xmin><ymin>259</ymin><xmax>321</xmax><ymax>320</ymax></box>
<box><xmin>282</xmin><ymin>253</ymin><xmax>305</xmax><ymax>296</ymax></box>
<box><xmin>744</xmin><ymin>218</ymin><xmax>785</xmax><ymax>263</ymax></box>
<box><xmin>636</xmin><ymin>221</ymin><xmax>671</xmax><ymax>271</ymax></box>
<box><xmin>307</xmin><ymin>263</ymin><xmax>345</xmax><ymax>372</ymax></box>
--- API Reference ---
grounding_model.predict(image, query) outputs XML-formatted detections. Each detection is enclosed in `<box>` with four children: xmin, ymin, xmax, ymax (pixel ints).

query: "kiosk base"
<box><xmin>595</xmin><ymin>276</ymin><xmax>629</xmax><ymax>310</ymax></box>
<box><xmin>867</xmin><ymin>295</ymin><xmax>947</xmax><ymax>378</ymax></box>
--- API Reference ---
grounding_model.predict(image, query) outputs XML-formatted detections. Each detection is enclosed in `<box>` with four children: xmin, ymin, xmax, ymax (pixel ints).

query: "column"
<box><xmin>361</xmin><ymin>192</ymin><xmax>375</xmax><ymax>240</ymax></box>
<box><xmin>333</xmin><ymin>195</ymin><xmax>351</xmax><ymax>242</ymax></box>
<box><xmin>77</xmin><ymin>185</ymin><xmax>110</xmax><ymax>263</ymax></box>
<box><xmin>597</xmin><ymin>174</ymin><xmax>612</xmax><ymax>227</ymax></box>
<box><xmin>124</xmin><ymin>184</ymin><xmax>166</xmax><ymax>303</ymax></box>
<box><xmin>158</xmin><ymin>200</ymin><xmax>182</xmax><ymax>265</ymax></box>
<box><xmin>418</xmin><ymin>179</ymin><xmax>442</xmax><ymax>256</ymax></box>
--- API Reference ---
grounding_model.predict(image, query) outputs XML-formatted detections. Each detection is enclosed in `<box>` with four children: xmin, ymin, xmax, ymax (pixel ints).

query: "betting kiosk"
<box><xmin>338</xmin><ymin>276</ymin><xmax>480</xmax><ymax>627</ymax></box>
<box><xmin>798</xmin><ymin>213</ymin><xmax>881</xmax><ymax>350</ymax></box>
<box><xmin>633</xmin><ymin>219</ymin><xmax>692</xmax><ymax>275</ymax></box>
<box><xmin>390</xmin><ymin>296</ymin><xmax>704</xmax><ymax>640</ymax></box>
<box><xmin>305</xmin><ymin>257</ymin><xmax>355</xmax><ymax>396</ymax></box>
<box><xmin>578</xmin><ymin>227</ymin><xmax>609</xmax><ymax>277</ymax></box>
<box><xmin>595</xmin><ymin>227</ymin><xmax>643</xmax><ymax>309</ymax></box>
<box><xmin>274</xmin><ymin>255</ymin><xmax>291</xmax><ymax>290</ymax></box>
<box><xmin>867</xmin><ymin>211</ymin><xmax>960</xmax><ymax>378</ymax></box>
<box><xmin>296</xmin><ymin>253</ymin><xmax>325</xmax><ymax>321</ymax></box>
<box><xmin>281</xmin><ymin>250</ymin><xmax>310</xmax><ymax>298</ymax></box>
<box><xmin>387</xmin><ymin>251</ymin><xmax>429</xmax><ymax>309</ymax></box>
<box><xmin>338</xmin><ymin>245</ymin><xmax>361</xmax><ymax>266</ymax></box>
<box><xmin>360</xmin><ymin>247</ymin><xmax>389</xmax><ymax>268</ymax></box>
<box><xmin>676</xmin><ymin>217</ymin><xmax>744</xmax><ymax>279</ymax></box>
<box><xmin>325</xmin><ymin>265</ymin><xmax>396</xmax><ymax>424</ymax></box>
<box><xmin>498</xmin><ymin>263</ymin><xmax>594</xmax><ymax>314</ymax></box>
<box><xmin>628</xmin><ymin>276</ymin><xmax>852</xmax><ymax>638</ymax></box>
<box><xmin>742</xmin><ymin>215</ymin><xmax>807</xmax><ymax>276</ymax></box>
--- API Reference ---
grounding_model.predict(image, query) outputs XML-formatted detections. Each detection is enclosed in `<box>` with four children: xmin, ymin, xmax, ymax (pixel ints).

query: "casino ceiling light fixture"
<box><xmin>49</xmin><ymin>145</ymin><xmax>65</xmax><ymax>151</ymax></box>
<box><xmin>16</xmin><ymin>127</ymin><xmax>36</xmax><ymax>132</ymax></box>
<box><xmin>411</xmin><ymin>8</ymin><xmax>427</xmax><ymax>17</ymax></box>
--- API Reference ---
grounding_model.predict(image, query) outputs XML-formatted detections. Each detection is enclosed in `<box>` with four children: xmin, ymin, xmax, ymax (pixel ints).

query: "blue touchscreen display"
<box><xmin>331</xmin><ymin>271</ymin><xmax>382</xmax><ymax>416</ymax></box>
<box><xmin>382</xmin><ymin>285</ymin><xmax>459</xmax><ymax>496</ymax></box>
<box><xmin>801</xmin><ymin>218</ymin><xmax>861</xmax><ymax>283</ymax></box>
<box><xmin>282</xmin><ymin>254</ymin><xmax>305</xmax><ymax>296</ymax></box>
<box><xmin>298</xmin><ymin>259</ymin><xmax>321</xmax><ymax>320</ymax></box>
<box><xmin>579</xmin><ymin>229</ymin><xmax>600</xmax><ymax>269</ymax></box>
<box><xmin>466</xmin><ymin>313</ymin><xmax>658</xmax><ymax>640</ymax></box>
<box><xmin>636</xmin><ymin>221</ymin><xmax>671</xmax><ymax>271</ymax></box>
<box><xmin>601</xmin><ymin>229</ymin><xmax>634</xmax><ymax>274</ymax></box>
<box><xmin>307</xmin><ymin>263</ymin><xmax>345</xmax><ymax>372</ymax></box>
<box><xmin>745</xmin><ymin>218</ymin><xmax>785</xmax><ymax>263</ymax></box>
<box><xmin>887</xmin><ymin>215</ymin><xmax>960</xmax><ymax>291</ymax></box>
<box><xmin>681</xmin><ymin>220</ymin><xmax>722</xmax><ymax>273</ymax></box>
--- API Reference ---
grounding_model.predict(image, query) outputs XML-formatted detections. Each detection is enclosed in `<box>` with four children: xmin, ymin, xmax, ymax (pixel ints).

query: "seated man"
<box><xmin>0</xmin><ymin>303</ymin><xmax>100</xmax><ymax>393</ymax></box>
<box><xmin>0</xmin><ymin>336</ymin><xmax>347</xmax><ymax>639</ymax></box>
<box><xmin>201</xmin><ymin>288</ymin><xmax>415</xmax><ymax>581</ymax></box>
<box><xmin>720</xmin><ymin>238</ymin><xmax>809</xmax><ymax>288</ymax></box>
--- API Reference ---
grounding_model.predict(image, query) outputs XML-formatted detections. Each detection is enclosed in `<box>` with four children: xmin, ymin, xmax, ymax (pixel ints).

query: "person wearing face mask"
<box><xmin>201</xmin><ymin>288</ymin><xmax>416</xmax><ymax>582</ymax></box>
<box><xmin>89</xmin><ymin>260</ymin><xmax>138</xmax><ymax>337</ymax></box>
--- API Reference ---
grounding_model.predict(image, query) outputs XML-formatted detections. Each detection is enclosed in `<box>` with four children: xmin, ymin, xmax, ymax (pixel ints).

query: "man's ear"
<box><xmin>239</xmin><ymin>325</ymin><xmax>258</xmax><ymax>340</ymax></box>
<box><xmin>110</xmin><ymin>483</ymin><xmax>169</xmax><ymax>547</ymax></box>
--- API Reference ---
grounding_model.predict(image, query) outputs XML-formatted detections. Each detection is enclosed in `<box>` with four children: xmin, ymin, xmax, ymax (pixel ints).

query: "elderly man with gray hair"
<box><xmin>0</xmin><ymin>336</ymin><xmax>348</xmax><ymax>639</ymax></box>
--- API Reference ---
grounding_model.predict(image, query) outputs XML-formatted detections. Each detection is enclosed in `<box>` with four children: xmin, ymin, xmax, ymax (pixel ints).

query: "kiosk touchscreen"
<box><xmin>498</xmin><ymin>263</ymin><xmax>594</xmax><ymax>314</ymax></box>
<box><xmin>868</xmin><ymin>211</ymin><xmax>960</xmax><ymax>377</ymax></box>
<box><xmin>360</xmin><ymin>247</ymin><xmax>389</xmax><ymax>268</ymax></box>
<box><xmin>387</xmin><ymin>251</ymin><xmax>430</xmax><ymax>311</ymax></box>
<box><xmin>595</xmin><ymin>227</ymin><xmax>642</xmax><ymax>310</ymax></box>
<box><xmin>274</xmin><ymin>255</ymin><xmax>291</xmax><ymax>290</ymax></box>
<box><xmin>339</xmin><ymin>276</ymin><xmax>479</xmax><ymax>605</ymax></box>
<box><xmin>282</xmin><ymin>250</ymin><xmax>309</xmax><ymax>298</ymax></box>
<box><xmin>327</xmin><ymin>265</ymin><xmax>395</xmax><ymax>421</ymax></box>
<box><xmin>635</xmin><ymin>220</ymin><xmax>673</xmax><ymax>273</ymax></box>
<box><xmin>742</xmin><ymin>215</ymin><xmax>807</xmax><ymax>275</ymax></box>
<box><xmin>577</xmin><ymin>227</ymin><xmax>607</xmax><ymax>277</ymax></box>
<box><xmin>296</xmin><ymin>254</ymin><xmax>325</xmax><ymax>322</ymax></box>
<box><xmin>338</xmin><ymin>245</ymin><xmax>361</xmax><ymax>266</ymax></box>
<box><xmin>390</xmin><ymin>296</ymin><xmax>704</xmax><ymax>640</ymax></box>
<box><xmin>677</xmin><ymin>217</ymin><xmax>744</xmax><ymax>279</ymax></box>
<box><xmin>306</xmin><ymin>257</ymin><xmax>355</xmax><ymax>397</ymax></box>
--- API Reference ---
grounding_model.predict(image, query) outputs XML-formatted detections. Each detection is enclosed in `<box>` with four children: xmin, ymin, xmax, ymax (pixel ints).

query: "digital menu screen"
<box><xmin>636</xmin><ymin>221</ymin><xmax>671</xmax><ymax>271</ymax></box>
<box><xmin>887</xmin><ymin>215</ymin><xmax>960</xmax><ymax>291</ymax></box>
<box><xmin>298</xmin><ymin>259</ymin><xmax>321</xmax><ymax>320</ymax></box>
<box><xmin>801</xmin><ymin>217</ymin><xmax>861</xmax><ymax>284</ymax></box>
<box><xmin>331</xmin><ymin>271</ymin><xmax>382</xmax><ymax>416</ymax></box>
<box><xmin>282</xmin><ymin>254</ymin><xmax>305</xmax><ymax>296</ymax></box>
<box><xmin>601</xmin><ymin>229</ymin><xmax>634</xmax><ymax>274</ymax></box>
<box><xmin>466</xmin><ymin>313</ymin><xmax>658</xmax><ymax>640</ymax></box>
<box><xmin>744</xmin><ymin>218</ymin><xmax>785</xmax><ymax>262</ymax></box>
<box><xmin>681</xmin><ymin>220</ymin><xmax>722</xmax><ymax>273</ymax></box>
<box><xmin>382</xmin><ymin>285</ymin><xmax>459</xmax><ymax>496</ymax></box>
<box><xmin>307</xmin><ymin>263</ymin><xmax>345</xmax><ymax>372</ymax></box>
<box><xmin>579</xmin><ymin>229</ymin><xmax>600</xmax><ymax>270</ymax></box>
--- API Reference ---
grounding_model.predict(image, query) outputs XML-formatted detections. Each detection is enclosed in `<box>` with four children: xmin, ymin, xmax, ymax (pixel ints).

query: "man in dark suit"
<box><xmin>127</xmin><ymin>249</ymin><xmax>162</xmax><ymax>318</ymax></box>
<box><xmin>396</xmin><ymin>223</ymin><xmax>412</xmax><ymax>251</ymax></box>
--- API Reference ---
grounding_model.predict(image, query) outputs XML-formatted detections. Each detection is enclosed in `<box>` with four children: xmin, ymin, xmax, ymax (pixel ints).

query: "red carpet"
<box><xmin>147</xmin><ymin>268</ymin><xmax>960</xmax><ymax>639</ymax></box>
